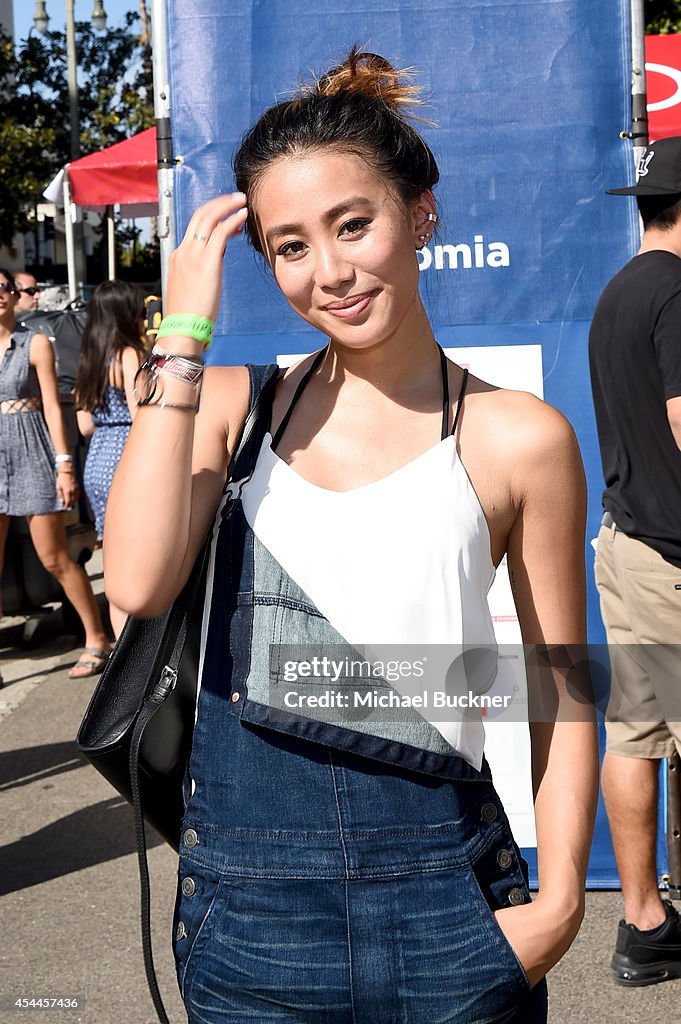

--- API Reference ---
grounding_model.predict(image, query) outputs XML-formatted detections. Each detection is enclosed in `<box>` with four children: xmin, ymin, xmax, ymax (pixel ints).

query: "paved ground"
<box><xmin>1</xmin><ymin>554</ymin><xmax>679</xmax><ymax>1024</ymax></box>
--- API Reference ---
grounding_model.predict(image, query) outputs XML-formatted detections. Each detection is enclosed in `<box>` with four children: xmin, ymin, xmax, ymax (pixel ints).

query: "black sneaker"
<box><xmin>611</xmin><ymin>900</ymin><xmax>681</xmax><ymax>986</ymax></box>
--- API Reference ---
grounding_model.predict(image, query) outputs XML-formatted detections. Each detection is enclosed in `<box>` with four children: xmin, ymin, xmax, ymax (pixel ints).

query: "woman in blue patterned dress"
<box><xmin>0</xmin><ymin>268</ymin><xmax>111</xmax><ymax>681</ymax></box>
<box><xmin>75</xmin><ymin>280</ymin><xmax>146</xmax><ymax>638</ymax></box>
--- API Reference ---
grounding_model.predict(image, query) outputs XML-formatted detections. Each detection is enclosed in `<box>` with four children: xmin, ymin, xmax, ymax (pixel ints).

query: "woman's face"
<box><xmin>0</xmin><ymin>274</ymin><xmax>17</xmax><ymax>318</ymax></box>
<box><xmin>251</xmin><ymin>150</ymin><xmax>424</xmax><ymax>349</ymax></box>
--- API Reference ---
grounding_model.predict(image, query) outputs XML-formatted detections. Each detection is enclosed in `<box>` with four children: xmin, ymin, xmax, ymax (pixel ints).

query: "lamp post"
<box><xmin>33</xmin><ymin>1</ymin><xmax>108</xmax><ymax>296</ymax></box>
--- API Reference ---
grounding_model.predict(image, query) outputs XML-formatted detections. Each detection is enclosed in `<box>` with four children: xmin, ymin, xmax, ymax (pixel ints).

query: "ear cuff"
<box><xmin>416</xmin><ymin>212</ymin><xmax>438</xmax><ymax>249</ymax></box>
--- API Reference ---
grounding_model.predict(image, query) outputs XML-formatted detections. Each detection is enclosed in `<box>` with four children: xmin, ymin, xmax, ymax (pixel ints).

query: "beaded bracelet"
<box><xmin>156</xmin><ymin>314</ymin><xmax>215</xmax><ymax>349</ymax></box>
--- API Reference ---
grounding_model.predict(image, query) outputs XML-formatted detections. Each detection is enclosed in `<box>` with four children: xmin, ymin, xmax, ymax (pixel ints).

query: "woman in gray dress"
<box><xmin>0</xmin><ymin>269</ymin><xmax>110</xmax><ymax>681</ymax></box>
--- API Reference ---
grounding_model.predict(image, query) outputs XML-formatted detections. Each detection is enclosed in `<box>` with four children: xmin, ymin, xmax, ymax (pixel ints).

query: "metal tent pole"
<box><xmin>151</xmin><ymin>0</ymin><xmax>175</xmax><ymax>295</ymax></box>
<box><xmin>107</xmin><ymin>206</ymin><xmax>116</xmax><ymax>280</ymax></box>
<box><xmin>62</xmin><ymin>169</ymin><xmax>77</xmax><ymax>302</ymax></box>
<box><xmin>630</xmin><ymin>0</ymin><xmax>648</xmax><ymax>161</ymax></box>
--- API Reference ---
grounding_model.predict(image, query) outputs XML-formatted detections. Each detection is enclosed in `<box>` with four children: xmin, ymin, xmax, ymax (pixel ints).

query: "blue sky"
<box><xmin>13</xmin><ymin>1</ymin><xmax>139</xmax><ymax>44</ymax></box>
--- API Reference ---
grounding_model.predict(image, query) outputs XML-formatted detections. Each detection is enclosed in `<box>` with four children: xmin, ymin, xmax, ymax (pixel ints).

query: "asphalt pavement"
<box><xmin>0</xmin><ymin>553</ymin><xmax>678</xmax><ymax>1024</ymax></box>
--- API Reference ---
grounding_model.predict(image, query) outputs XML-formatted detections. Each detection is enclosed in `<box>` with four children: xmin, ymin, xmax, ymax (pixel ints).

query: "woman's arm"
<box><xmin>31</xmin><ymin>332</ymin><xmax>79</xmax><ymax>510</ymax></box>
<box><xmin>497</xmin><ymin>400</ymin><xmax>598</xmax><ymax>984</ymax></box>
<box><xmin>104</xmin><ymin>192</ymin><xmax>250</xmax><ymax>617</ymax></box>
<box><xmin>76</xmin><ymin>408</ymin><xmax>95</xmax><ymax>438</ymax></box>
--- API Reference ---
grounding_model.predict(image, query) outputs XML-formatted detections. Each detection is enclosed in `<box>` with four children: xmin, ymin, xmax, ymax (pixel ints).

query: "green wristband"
<box><xmin>156</xmin><ymin>314</ymin><xmax>215</xmax><ymax>348</ymax></box>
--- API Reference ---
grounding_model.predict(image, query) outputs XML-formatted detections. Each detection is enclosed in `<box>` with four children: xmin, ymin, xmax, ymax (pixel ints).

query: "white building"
<box><xmin>0</xmin><ymin>1</ymin><xmax>13</xmax><ymax>36</ymax></box>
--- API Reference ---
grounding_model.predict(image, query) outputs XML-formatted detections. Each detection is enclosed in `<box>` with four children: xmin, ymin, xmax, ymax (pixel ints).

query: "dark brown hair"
<box><xmin>233</xmin><ymin>49</ymin><xmax>439</xmax><ymax>254</ymax></box>
<box><xmin>76</xmin><ymin>279</ymin><xmax>146</xmax><ymax>411</ymax></box>
<box><xmin>637</xmin><ymin>194</ymin><xmax>681</xmax><ymax>231</ymax></box>
<box><xmin>0</xmin><ymin>268</ymin><xmax>17</xmax><ymax>291</ymax></box>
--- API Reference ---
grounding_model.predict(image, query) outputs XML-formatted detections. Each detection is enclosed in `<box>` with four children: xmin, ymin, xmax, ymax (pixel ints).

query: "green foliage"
<box><xmin>647</xmin><ymin>0</ymin><xmax>681</xmax><ymax>34</ymax></box>
<box><xmin>0</xmin><ymin>12</ymin><xmax>152</xmax><ymax>250</ymax></box>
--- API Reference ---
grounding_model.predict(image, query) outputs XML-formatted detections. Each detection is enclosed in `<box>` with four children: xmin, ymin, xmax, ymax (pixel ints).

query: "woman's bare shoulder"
<box><xmin>460</xmin><ymin>374</ymin><xmax>584</xmax><ymax>531</ymax></box>
<box><xmin>465</xmin><ymin>374</ymin><xmax>577</xmax><ymax>456</ymax></box>
<box><xmin>27</xmin><ymin>331</ymin><xmax>52</xmax><ymax>357</ymax></box>
<box><xmin>120</xmin><ymin>344</ymin><xmax>144</xmax><ymax>369</ymax></box>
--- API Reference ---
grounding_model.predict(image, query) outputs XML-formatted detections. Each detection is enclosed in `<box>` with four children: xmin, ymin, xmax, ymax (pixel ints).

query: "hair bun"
<box><xmin>315</xmin><ymin>48</ymin><xmax>422</xmax><ymax>113</ymax></box>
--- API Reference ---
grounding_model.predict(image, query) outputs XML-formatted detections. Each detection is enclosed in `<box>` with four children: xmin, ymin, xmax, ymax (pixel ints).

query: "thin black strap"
<box><xmin>130</xmin><ymin>687</ymin><xmax>172</xmax><ymax>1024</ymax></box>
<box><xmin>272</xmin><ymin>343</ymin><xmax>455</xmax><ymax>445</ymax></box>
<box><xmin>271</xmin><ymin>347</ymin><xmax>327</xmax><ymax>450</ymax></box>
<box><xmin>438</xmin><ymin>344</ymin><xmax>450</xmax><ymax>442</ymax></box>
<box><xmin>451</xmin><ymin>368</ymin><xmax>469</xmax><ymax>436</ymax></box>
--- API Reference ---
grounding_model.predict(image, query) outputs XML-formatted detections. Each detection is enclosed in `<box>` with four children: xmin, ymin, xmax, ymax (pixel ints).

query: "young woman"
<box><xmin>106</xmin><ymin>52</ymin><xmax>598</xmax><ymax>1023</ymax></box>
<box><xmin>75</xmin><ymin>280</ymin><xmax>146</xmax><ymax>638</ymax></box>
<box><xmin>0</xmin><ymin>269</ymin><xmax>110</xmax><ymax>680</ymax></box>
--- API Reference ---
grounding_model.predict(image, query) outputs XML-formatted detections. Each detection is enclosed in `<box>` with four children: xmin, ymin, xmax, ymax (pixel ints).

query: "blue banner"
<box><xmin>167</xmin><ymin>0</ymin><xmax>638</xmax><ymax>886</ymax></box>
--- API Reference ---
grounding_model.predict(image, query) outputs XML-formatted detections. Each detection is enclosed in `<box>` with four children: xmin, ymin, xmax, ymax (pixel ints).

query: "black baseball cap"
<box><xmin>607</xmin><ymin>136</ymin><xmax>681</xmax><ymax>196</ymax></box>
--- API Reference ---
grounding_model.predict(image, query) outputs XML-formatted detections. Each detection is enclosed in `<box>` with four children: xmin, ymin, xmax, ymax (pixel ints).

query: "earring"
<box><xmin>418</xmin><ymin>234</ymin><xmax>427</xmax><ymax>242</ymax></box>
<box><xmin>426</xmin><ymin>212</ymin><xmax>438</xmax><ymax>224</ymax></box>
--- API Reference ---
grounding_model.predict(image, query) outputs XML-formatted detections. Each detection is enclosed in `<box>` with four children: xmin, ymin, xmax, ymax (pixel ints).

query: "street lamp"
<box><xmin>33</xmin><ymin>3</ymin><xmax>109</xmax><ymax>159</ymax></box>
<box><xmin>32</xmin><ymin>3</ymin><xmax>50</xmax><ymax>33</ymax></box>
<box><xmin>33</xmin><ymin>2</ymin><xmax>108</xmax><ymax>35</ymax></box>
<box><xmin>32</xmin><ymin>1</ymin><xmax>108</xmax><ymax>295</ymax></box>
<box><xmin>91</xmin><ymin>2</ymin><xmax>108</xmax><ymax>32</ymax></box>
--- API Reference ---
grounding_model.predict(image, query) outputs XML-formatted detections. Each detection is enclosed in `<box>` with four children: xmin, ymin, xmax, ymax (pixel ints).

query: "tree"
<box><xmin>646</xmin><ymin>0</ymin><xmax>681</xmax><ymax>33</ymax></box>
<box><xmin>0</xmin><ymin>10</ymin><xmax>153</xmax><ymax>251</ymax></box>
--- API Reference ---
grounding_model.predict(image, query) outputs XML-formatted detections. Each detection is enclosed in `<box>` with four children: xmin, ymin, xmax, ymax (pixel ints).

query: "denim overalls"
<box><xmin>173</xmin><ymin>361</ymin><xmax>549</xmax><ymax>1023</ymax></box>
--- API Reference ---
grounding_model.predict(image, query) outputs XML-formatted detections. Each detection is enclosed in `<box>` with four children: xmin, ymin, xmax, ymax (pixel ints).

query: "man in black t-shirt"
<box><xmin>589</xmin><ymin>136</ymin><xmax>681</xmax><ymax>987</ymax></box>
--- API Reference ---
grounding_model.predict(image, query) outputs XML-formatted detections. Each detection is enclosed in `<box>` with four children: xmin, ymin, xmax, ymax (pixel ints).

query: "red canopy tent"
<box><xmin>44</xmin><ymin>127</ymin><xmax>159</xmax><ymax>297</ymax></box>
<box><xmin>68</xmin><ymin>126</ymin><xmax>158</xmax><ymax>207</ymax></box>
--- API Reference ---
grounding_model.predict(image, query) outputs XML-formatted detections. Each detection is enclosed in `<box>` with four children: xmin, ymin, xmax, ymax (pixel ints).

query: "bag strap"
<box><xmin>128</xmin><ymin>361</ymin><xmax>280</xmax><ymax>1024</ymax></box>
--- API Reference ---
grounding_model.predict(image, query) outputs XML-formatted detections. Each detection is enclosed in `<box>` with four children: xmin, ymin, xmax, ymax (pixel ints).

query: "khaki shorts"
<box><xmin>595</xmin><ymin>521</ymin><xmax>681</xmax><ymax>759</ymax></box>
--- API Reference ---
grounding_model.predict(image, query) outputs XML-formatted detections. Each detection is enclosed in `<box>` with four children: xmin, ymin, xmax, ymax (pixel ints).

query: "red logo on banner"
<box><xmin>646</xmin><ymin>35</ymin><xmax>681</xmax><ymax>140</ymax></box>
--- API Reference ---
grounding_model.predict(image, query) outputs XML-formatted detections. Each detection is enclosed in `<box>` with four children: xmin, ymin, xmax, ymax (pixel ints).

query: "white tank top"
<box><xmin>239</xmin><ymin>354</ymin><xmax>497</xmax><ymax>769</ymax></box>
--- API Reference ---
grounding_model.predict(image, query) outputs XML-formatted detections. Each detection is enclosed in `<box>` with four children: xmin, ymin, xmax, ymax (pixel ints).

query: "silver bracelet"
<box><xmin>133</xmin><ymin>360</ymin><xmax>203</xmax><ymax>412</ymax></box>
<box><xmin>151</xmin><ymin>345</ymin><xmax>205</xmax><ymax>386</ymax></box>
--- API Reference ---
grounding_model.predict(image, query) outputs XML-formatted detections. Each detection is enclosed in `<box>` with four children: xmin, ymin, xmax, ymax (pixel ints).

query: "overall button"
<box><xmin>176</xmin><ymin>921</ymin><xmax>187</xmax><ymax>940</ymax></box>
<box><xmin>508</xmin><ymin>887</ymin><xmax>525</xmax><ymax>906</ymax></box>
<box><xmin>481</xmin><ymin>802</ymin><xmax>498</xmax><ymax>822</ymax></box>
<box><xmin>231</xmin><ymin>692</ymin><xmax>241</xmax><ymax>703</ymax></box>
<box><xmin>183</xmin><ymin>828</ymin><xmax>199</xmax><ymax>848</ymax></box>
<box><xmin>181</xmin><ymin>877</ymin><xmax>196</xmax><ymax>897</ymax></box>
<box><xmin>497</xmin><ymin>848</ymin><xmax>513</xmax><ymax>869</ymax></box>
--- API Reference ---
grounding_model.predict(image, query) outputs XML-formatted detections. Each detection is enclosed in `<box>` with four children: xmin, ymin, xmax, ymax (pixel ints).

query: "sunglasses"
<box><xmin>18</xmin><ymin>287</ymin><xmax>40</xmax><ymax>296</ymax></box>
<box><xmin>0</xmin><ymin>283</ymin><xmax>16</xmax><ymax>295</ymax></box>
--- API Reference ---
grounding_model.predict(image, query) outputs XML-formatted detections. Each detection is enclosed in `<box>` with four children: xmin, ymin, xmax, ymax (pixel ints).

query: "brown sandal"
<box><xmin>68</xmin><ymin>647</ymin><xmax>110</xmax><ymax>679</ymax></box>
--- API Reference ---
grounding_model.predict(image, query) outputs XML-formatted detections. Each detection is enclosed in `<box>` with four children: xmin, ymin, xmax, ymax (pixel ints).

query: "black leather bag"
<box><xmin>75</xmin><ymin>362</ymin><xmax>279</xmax><ymax>1023</ymax></box>
<box><xmin>76</xmin><ymin>545</ymin><xmax>208</xmax><ymax>847</ymax></box>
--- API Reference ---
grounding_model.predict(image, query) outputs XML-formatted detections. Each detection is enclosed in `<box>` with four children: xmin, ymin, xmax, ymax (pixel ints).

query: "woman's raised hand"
<box><xmin>165</xmin><ymin>193</ymin><xmax>249</xmax><ymax>323</ymax></box>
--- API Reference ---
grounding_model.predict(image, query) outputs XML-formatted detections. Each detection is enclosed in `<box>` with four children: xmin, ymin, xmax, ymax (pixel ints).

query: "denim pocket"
<box><xmin>173</xmin><ymin>860</ymin><xmax>224</xmax><ymax>998</ymax></box>
<box><xmin>467</xmin><ymin>828</ymin><xmax>532</xmax><ymax>993</ymax></box>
